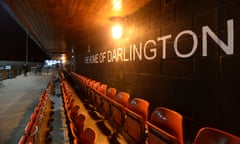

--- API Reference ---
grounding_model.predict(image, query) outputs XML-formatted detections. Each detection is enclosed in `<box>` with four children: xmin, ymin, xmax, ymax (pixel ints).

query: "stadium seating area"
<box><xmin>69</xmin><ymin>72</ymin><xmax>240</xmax><ymax>144</ymax></box>
<box><xmin>17</xmin><ymin>71</ymin><xmax>240</xmax><ymax>144</ymax></box>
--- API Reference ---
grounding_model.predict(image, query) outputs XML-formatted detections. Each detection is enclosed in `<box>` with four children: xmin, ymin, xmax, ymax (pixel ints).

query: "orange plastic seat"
<box><xmin>34</xmin><ymin>113</ymin><xmax>43</xmax><ymax>127</ymax></box>
<box><xmin>75</xmin><ymin>113</ymin><xmax>86</xmax><ymax>134</ymax></box>
<box><xmin>88</xmin><ymin>80</ymin><xmax>96</xmax><ymax>99</ymax></box>
<box><xmin>18</xmin><ymin>135</ymin><xmax>27</xmax><ymax>144</ymax></box>
<box><xmin>30</xmin><ymin>111</ymin><xmax>37</xmax><ymax>121</ymax></box>
<box><xmin>99</xmin><ymin>84</ymin><xmax>107</xmax><ymax>95</ymax></box>
<box><xmin>101</xmin><ymin>87</ymin><xmax>117</xmax><ymax>118</ymax></box>
<box><xmin>68</xmin><ymin>98</ymin><xmax>75</xmax><ymax>110</ymax></box>
<box><xmin>25</xmin><ymin>125</ymin><xmax>38</xmax><ymax>144</ymax></box>
<box><xmin>95</xmin><ymin>84</ymin><xmax>108</xmax><ymax>109</ymax></box>
<box><xmin>92</xmin><ymin>82</ymin><xmax>100</xmax><ymax>91</ymax></box>
<box><xmin>111</xmin><ymin>92</ymin><xmax>130</xmax><ymax>127</ymax></box>
<box><xmin>71</xmin><ymin>105</ymin><xmax>80</xmax><ymax>116</ymax></box>
<box><xmin>124</xmin><ymin>98</ymin><xmax>149</xmax><ymax>143</ymax></box>
<box><xmin>70</xmin><ymin>122</ymin><xmax>78</xmax><ymax>140</ymax></box>
<box><xmin>80</xmin><ymin>127</ymin><xmax>97</xmax><ymax>144</ymax></box>
<box><xmin>80</xmin><ymin>77</ymin><xmax>87</xmax><ymax>92</ymax></box>
<box><xmin>84</xmin><ymin>79</ymin><xmax>91</xmax><ymax>96</ymax></box>
<box><xmin>73</xmin><ymin>138</ymin><xmax>79</xmax><ymax>144</ymax></box>
<box><xmin>91</xmin><ymin>82</ymin><xmax>101</xmax><ymax>106</ymax></box>
<box><xmin>25</xmin><ymin>120</ymin><xmax>34</xmax><ymax>136</ymax></box>
<box><xmin>106</xmin><ymin>87</ymin><xmax>117</xmax><ymax>99</ymax></box>
<box><xmin>64</xmin><ymin>97</ymin><xmax>74</xmax><ymax>112</ymax></box>
<box><xmin>146</xmin><ymin>107</ymin><xmax>184</xmax><ymax>144</ymax></box>
<box><xmin>194</xmin><ymin>127</ymin><xmax>240</xmax><ymax>144</ymax></box>
<box><xmin>69</xmin><ymin>105</ymin><xmax>80</xmax><ymax>122</ymax></box>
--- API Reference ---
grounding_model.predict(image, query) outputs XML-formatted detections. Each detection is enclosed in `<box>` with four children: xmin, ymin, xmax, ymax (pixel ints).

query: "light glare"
<box><xmin>112</xmin><ymin>24</ymin><xmax>123</xmax><ymax>39</ymax></box>
<box><xmin>112</xmin><ymin>0</ymin><xmax>122</xmax><ymax>11</ymax></box>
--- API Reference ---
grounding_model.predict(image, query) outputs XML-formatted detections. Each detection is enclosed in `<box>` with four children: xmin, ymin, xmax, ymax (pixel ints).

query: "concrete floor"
<box><xmin>0</xmin><ymin>73</ymin><xmax>51</xmax><ymax>144</ymax></box>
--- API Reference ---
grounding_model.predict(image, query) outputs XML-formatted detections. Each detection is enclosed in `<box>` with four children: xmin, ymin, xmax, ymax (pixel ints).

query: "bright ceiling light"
<box><xmin>112</xmin><ymin>0</ymin><xmax>122</xmax><ymax>11</ymax></box>
<box><xmin>112</xmin><ymin>24</ymin><xmax>123</xmax><ymax>39</ymax></box>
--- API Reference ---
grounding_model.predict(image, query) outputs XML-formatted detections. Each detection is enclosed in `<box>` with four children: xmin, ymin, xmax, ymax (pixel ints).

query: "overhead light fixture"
<box><xmin>61</xmin><ymin>54</ymin><xmax>66</xmax><ymax>64</ymax></box>
<box><xmin>110</xmin><ymin>16</ymin><xmax>124</xmax><ymax>39</ymax></box>
<box><xmin>112</xmin><ymin>24</ymin><xmax>123</xmax><ymax>39</ymax></box>
<box><xmin>112</xmin><ymin>0</ymin><xmax>122</xmax><ymax>11</ymax></box>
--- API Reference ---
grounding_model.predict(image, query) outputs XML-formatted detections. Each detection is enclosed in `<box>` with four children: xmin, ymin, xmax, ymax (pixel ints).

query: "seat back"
<box><xmin>71</xmin><ymin>105</ymin><xmax>80</xmax><ymax>121</ymax></box>
<box><xmin>68</xmin><ymin>97</ymin><xmax>75</xmax><ymax>110</ymax></box>
<box><xmin>80</xmin><ymin>127</ymin><xmax>97</xmax><ymax>144</ymax></box>
<box><xmin>113</xmin><ymin>92</ymin><xmax>130</xmax><ymax>107</ymax></box>
<box><xmin>124</xmin><ymin>98</ymin><xmax>149</xmax><ymax>143</ymax></box>
<box><xmin>99</xmin><ymin>84</ymin><xmax>108</xmax><ymax>95</ymax></box>
<box><xmin>30</xmin><ymin>111</ymin><xmax>37</xmax><ymax>121</ymax></box>
<box><xmin>106</xmin><ymin>87</ymin><xmax>117</xmax><ymax>99</ymax></box>
<box><xmin>84</xmin><ymin>79</ymin><xmax>91</xmax><ymax>95</ymax></box>
<box><xmin>26</xmin><ymin>125</ymin><xmax>39</xmax><ymax>144</ymax></box>
<box><xmin>101</xmin><ymin>87</ymin><xmax>116</xmax><ymax>117</ymax></box>
<box><xmin>94</xmin><ymin>83</ymin><xmax>103</xmax><ymax>108</ymax></box>
<box><xmin>25</xmin><ymin>120</ymin><xmax>34</xmax><ymax>136</ymax></box>
<box><xmin>75</xmin><ymin>113</ymin><xmax>86</xmax><ymax>133</ymax></box>
<box><xmin>127</xmin><ymin>98</ymin><xmax>149</xmax><ymax>121</ymax></box>
<box><xmin>111</xmin><ymin>92</ymin><xmax>130</xmax><ymax>127</ymax></box>
<box><xmin>92</xmin><ymin>82</ymin><xmax>100</xmax><ymax>91</ymax></box>
<box><xmin>88</xmin><ymin>80</ymin><xmax>96</xmax><ymax>97</ymax></box>
<box><xmin>90</xmin><ymin>81</ymin><xmax>99</xmax><ymax>103</ymax></box>
<box><xmin>146</xmin><ymin>107</ymin><xmax>184</xmax><ymax>144</ymax></box>
<box><xmin>194</xmin><ymin>127</ymin><xmax>240</xmax><ymax>144</ymax></box>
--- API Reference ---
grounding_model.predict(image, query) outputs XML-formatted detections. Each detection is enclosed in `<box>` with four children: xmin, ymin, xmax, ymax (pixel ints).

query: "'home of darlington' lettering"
<box><xmin>84</xmin><ymin>19</ymin><xmax>234</xmax><ymax>64</ymax></box>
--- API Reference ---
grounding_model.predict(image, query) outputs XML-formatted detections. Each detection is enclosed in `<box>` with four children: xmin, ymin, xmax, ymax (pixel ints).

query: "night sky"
<box><xmin>0</xmin><ymin>4</ymin><xmax>49</xmax><ymax>62</ymax></box>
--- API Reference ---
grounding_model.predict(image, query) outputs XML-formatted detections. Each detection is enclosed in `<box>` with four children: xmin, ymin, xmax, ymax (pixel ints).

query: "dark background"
<box><xmin>0</xmin><ymin>4</ymin><xmax>49</xmax><ymax>62</ymax></box>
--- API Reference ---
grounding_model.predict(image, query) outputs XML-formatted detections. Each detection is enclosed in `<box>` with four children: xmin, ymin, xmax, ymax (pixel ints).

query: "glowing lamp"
<box><xmin>112</xmin><ymin>0</ymin><xmax>122</xmax><ymax>11</ymax></box>
<box><xmin>112</xmin><ymin>24</ymin><xmax>123</xmax><ymax>39</ymax></box>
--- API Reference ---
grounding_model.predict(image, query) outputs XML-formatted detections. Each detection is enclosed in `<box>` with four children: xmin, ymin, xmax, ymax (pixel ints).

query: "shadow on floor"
<box><xmin>96</xmin><ymin>120</ymin><xmax>112</xmax><ymax>136</ymax></box>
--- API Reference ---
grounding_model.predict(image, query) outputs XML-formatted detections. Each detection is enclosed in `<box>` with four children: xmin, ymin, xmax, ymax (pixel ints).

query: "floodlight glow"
<box><xmin>112</xmin><ymin>24</ymin><xmax>123</xmax><ymax>39</ymax></box>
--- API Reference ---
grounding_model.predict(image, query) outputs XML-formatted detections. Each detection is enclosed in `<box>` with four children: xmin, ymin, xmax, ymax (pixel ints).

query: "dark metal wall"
<box><xmin>74</xmin><ymin>0</ymin><xmax>240</xmax><ymax>137</ymax></box>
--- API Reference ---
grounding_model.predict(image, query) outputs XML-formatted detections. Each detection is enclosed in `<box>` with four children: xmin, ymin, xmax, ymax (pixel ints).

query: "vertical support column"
<box><xmin>26</xmin><ymin>31</ymin><xmax>29</xmax><ymax>65</ymax></box>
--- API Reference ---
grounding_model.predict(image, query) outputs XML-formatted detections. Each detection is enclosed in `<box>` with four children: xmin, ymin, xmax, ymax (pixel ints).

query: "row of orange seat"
<box><xmin>61</xmin><ymin>80</ymin><xmax>97</xmax><ymax>144</ymax></box>
<box><xmin>69</xmin><ymin>72</ymin><xmax>240</xmax><ymax>144</ymax></box>
<box><xmin>70</xmin><ymin>72</ymin><xmax>184</xmax><ymax>144</ymax></box>
<box><xmin>18</xmin><ymin>88</ymin><xmax>50</xmax><ymax>144</ymax></box>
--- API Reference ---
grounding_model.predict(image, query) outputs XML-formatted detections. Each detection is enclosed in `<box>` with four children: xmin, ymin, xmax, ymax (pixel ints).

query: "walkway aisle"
<box><xmin>0</xmin><ymin>73</ymin><xmax>51</xmax><ymax>144</ymax></box>
<box><xmin>48</xmin><ymin>80</ymin><xmax>70</xmax><ymax>144</ymax></box>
